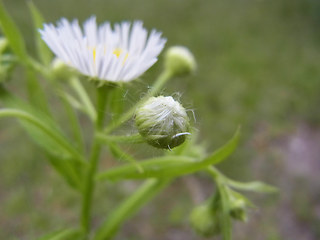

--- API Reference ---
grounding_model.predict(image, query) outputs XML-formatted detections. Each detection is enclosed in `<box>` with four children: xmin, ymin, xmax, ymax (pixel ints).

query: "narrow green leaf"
<box><xmin>37</xmin><ymin>228</ymin><xmax>82</xmax><ymax>240</ymax></box>
<box><xmin>0</xmin><ymin>86</ymin><xmax>85</xmax><ymax>189</ymax></box>
<box><xmin>0</xmin><ymin>0</ymin><xmax>28</xmax><ymax>62</ymax></box>
<box><xmin>0</xmin><ymin>107</ymin><xmax>85</xmax><ymax>163</ymax></box>
<box><xmin>94</xmin><ymin>179</ymin><xmax>169</xmax><ymax>240</ymax></box>
<box><xmin>107</xmin><ymin>141</ymin><xmax>143</xmax><ymax>173</ymax></box>
<box><xmin>47</xmin><ymin>155</ymin><xmax>83</xmax><ymax>191</ymax></box>
<box><xmin>96</xmin><ymin>156</ymin><xmax>194</xmax><ymax>181</ymax></box>
<box><xmin>226</xmin><ymin>180</ymin><xmax>278</xmax><ymax>193</ymax></box>
<box><xmin>27</xmin><ymin>1</ymin><xmax>52</xmax><ymax>65</ymax></box>
<box><xmin>26</xmin><ymin>68</ymin><xmax>50</xmax><ymax>114</ymax></box>
<box><xmin>96</xmin><ymin>128</ymin><xmax>240</xmax><ymax>181</ymax></box>
<box><xmin>0</xmin><ymin>86</ymin><xmax>85</xmax><ymax>161</ymax></box>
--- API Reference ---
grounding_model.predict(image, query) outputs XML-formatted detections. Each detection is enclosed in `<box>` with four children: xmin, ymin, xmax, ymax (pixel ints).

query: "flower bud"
<box><xmin>164</xmin><ymin>46</ymin><xmax>196</xmax><ymax>77</ymax></box>
<box><xmin>0</xmin><ymin>37</ymin><xmax>8</xmax><ymax>54</ymax></box>
<box><xmin>135</xmin><ymin>96</ymin><xmax>190</xmax><ymax>149</ymax></box>
<box><xmin>189</xmin><ymin>204</ymin><xmax>220</xmax><ymax>237</ymax></box>
<box><xmin>229</xmin><ymin>198</ymin><xmax>247</xmax><ymax>221</ymax></box>
<box><xmin>50</xmin><ymin>58</ymin><xmax>78</xmax><ymax>80</ymax></box>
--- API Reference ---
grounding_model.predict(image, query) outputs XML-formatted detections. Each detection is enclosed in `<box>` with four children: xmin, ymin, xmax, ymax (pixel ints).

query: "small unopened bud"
<box><xmin>0</xmin><ymin>37</ymin><xmax>8</xmax><ymax>54</ymax></box>
<box><xmin>135</xmin><ymin>96</ymin><xmax>190</xmax><ymax>149</ymax></box>
<box><xmin>165</xmin><ymin>46</ymin><xmax>196</xmax><ymax>76</ymax></box>
<box><xmin>51</xmin><ymin>58</ymin><xmax>78</xmax><ymax>80</ymax></box>
<box><xmin>189</xmin><ymin>204</ymin><xmax>220</xmax><ymax>237</ymax></box>
<box><xmin>229</xmin><ymin>198</ymin><xmax>247</xmax><ymax>221</ymax></box>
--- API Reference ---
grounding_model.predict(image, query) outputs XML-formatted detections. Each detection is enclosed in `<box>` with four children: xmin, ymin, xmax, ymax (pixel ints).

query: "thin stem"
<box><xmin>70</xmin><ymin>77</ymin><xmax>97</xmax><ymax>121</ymax></box>
<box><xmin>104</xmin><ymin>70</ymin><xmax>173</xmax><ymax>134</ymax></box>
<box><xmin>206</xmin><ymin>166</ymin><xmax>224</xmax><ymax>181</ymax></box>
<box><xmin>59</xmin><ymin>89</ymin><xmax>85</xmax><ymax>154</ymax></box>
<box><xmin>94</xmin><ymin>178</ymin><xmax>170</xmax><ymax>240</ymax></box>
<box><xmin>81</xmin><ymin>139</ymin><xmax>101</xmax><ymax>234</ymax></box>
<box><xmin>81</xmin><ymin>85</ymin><xmax>112</xmax><ymax>235</ymax></box>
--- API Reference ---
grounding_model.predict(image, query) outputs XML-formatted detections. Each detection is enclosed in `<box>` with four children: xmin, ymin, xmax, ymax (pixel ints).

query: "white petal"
<box><xmin>40</xmin><ymin>17</ymin><xmax>166</xmax><ymax>82</ymax></box>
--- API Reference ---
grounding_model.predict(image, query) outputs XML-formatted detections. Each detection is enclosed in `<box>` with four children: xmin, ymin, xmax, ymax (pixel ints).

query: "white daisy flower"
<box><xmin>39</xmin><ymin>16</ymin><xmax>166</xmax><ymax>82</ymax></box>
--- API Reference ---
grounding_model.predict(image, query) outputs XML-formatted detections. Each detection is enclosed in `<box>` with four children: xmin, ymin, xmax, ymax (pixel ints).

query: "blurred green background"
<box><xmin>1</xmin><ymin>0</ymin><xmax>320</xmax><ymax>239</ymax></box>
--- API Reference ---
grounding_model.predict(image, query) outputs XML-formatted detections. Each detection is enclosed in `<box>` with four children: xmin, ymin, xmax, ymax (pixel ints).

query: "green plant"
<box><xmin>0</xmin><ymin>1</ymin><xmax>276</xmax><ymax>239</ymax></box>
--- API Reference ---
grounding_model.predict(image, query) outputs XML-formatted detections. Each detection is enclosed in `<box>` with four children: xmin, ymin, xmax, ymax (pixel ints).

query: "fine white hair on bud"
<box><xmin>164</xmin><ymin>46</ymin><xmax>196</xmax><ymax>77</ymax></box>
<box><xmin>135</xmin><ymin>96</ymin><xmax>190</xmax><ymax>149</ymax></box>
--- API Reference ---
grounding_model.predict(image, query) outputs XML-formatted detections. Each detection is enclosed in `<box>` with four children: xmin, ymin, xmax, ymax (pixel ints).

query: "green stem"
<box><xmin>81</xmin><ymin>85</ymin><xmax>112</xmax><ymax>235</ymax></box>
<box><xmin>59</xmin><ymin>88</ymin><xmax>85</xmax><ymax>154</ymax></box>
<box><xmin>27</xmin><ymin>57</ymin><xmax>51</xmax><ymax>78</ymax></box>
<box><xmin>70</xmin><ymin>77</ymin><xmax>97</xmax><ymax>121</ymax></box>
<box><xmin>81</xmin><ymin>139</ymin><xmax>101</xmax><ymax>234</ymax></box>
<box><xmin>206</xmin><ymin>166</ymin><xmax>223</xmax><ymax>181</ymax></box>
<box><xmin>104</xmin><ymin>70</ymin><xmax>172</xmax><ymax>134</ymax></box>
<box><xmin>94</xmin><ymin>178</ymin><xmax>170</xmax><ymax>240</ymax></box>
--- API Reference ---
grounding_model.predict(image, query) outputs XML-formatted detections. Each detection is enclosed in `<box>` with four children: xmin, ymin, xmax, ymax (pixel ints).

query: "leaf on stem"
<box><xmin>0</xmin><ymin>108</ymin><xmax>86</xmax><ymax>189</ymax></box>
<box><xmin>47</xmin><ymin>155</ymin><xmax>83</xmax><ymax>191</ymax></box>
<box><xmin>107</xmin><ymin>141</ymin><xmax>143</xmax><ymax>173</ymax></box>
<box><xmin>96</xmin><ymin>128</ymin><xmax>240</xmax><ymax>181</ymax></box>
<box><xmin>94</xmin><ymin>179</ymin><xmax>169</xmax><ymax>240</ymax></box>
<box><xmin>0</xmin><ymin>0</ymin><xmax>28</xmax><ymax>62</ymax></box>
<box><xmin>27</xmin><ymin>0</ymin><xmax>53</xmax><ymax>65</ymax></box>
<box><xmin>26</xmin><ymin>67</ymin><xmax>50</xmax><ymax>114</ymax></box>
<box><xmin>37</xmin><ymin>228</ymin><xmax>83</xmax><ymax>240</ymax></box>
<box><xmin>226</xmin><ymin>180</ymin><xmax>278</xmax><ymax>193</ymax></box>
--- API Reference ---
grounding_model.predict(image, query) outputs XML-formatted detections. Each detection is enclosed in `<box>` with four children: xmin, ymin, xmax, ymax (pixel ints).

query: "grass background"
<box><xmin>1</xmin><ymin>0</ymin><xmax>320</xmax><ymax>239</ymax></box>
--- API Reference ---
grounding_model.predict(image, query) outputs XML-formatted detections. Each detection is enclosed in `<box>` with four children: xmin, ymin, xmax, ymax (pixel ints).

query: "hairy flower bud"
<box><xmin>135</xmin><ymin>96</ymin><xmax>190</xmax><ymax>149</ymax></box>
<box><xmin>164</xmin><ymin>46</ymin><xmax>196</xmax><ymax>76</ymax></box>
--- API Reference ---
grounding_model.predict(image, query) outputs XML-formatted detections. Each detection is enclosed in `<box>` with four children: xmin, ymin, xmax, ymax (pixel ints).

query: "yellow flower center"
<box><xmin>90</xmin><ymin>47</ymin><xmax>129</xmax><ymax>65</ymax></box>
<box><xmin>112</xmin><ymin>48</ymin><xmax>129</xmax><ymax>63</ymax></box>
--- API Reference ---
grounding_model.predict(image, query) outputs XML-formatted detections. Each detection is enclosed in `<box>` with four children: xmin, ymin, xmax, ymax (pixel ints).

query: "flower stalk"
<box><xmin>81</xmin><ymin>85</ymin><xmax>112</xmax><ymax>235</ymax></box>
